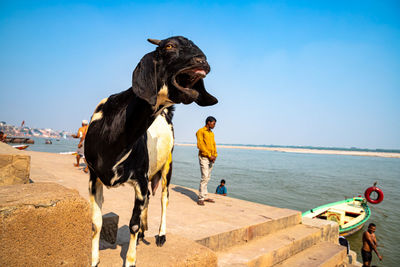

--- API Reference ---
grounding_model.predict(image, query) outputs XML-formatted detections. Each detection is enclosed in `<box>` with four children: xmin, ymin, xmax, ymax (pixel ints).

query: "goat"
<box><xmin>84</xmin><ymin>36</ymin><xmax>218</xmax><ymax>267</ymax></box>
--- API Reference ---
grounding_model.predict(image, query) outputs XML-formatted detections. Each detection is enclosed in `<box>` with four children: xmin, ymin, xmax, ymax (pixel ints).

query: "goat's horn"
<box><xmin>147</xmin><ymin>38</ymin><xmax>161</xmax><ymax>45</ymax></box>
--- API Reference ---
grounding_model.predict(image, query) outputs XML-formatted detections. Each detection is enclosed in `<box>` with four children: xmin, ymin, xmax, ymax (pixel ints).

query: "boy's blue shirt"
<box><xmin>216</xmin><ymin>185</ymin><xmax>227</xmax><ymax>194</ymax></box>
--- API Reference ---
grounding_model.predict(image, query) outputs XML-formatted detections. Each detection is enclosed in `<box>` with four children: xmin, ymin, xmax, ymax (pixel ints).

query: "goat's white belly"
<box><xmin>147</xmin><ymin>115</ymin><xmax>174</xmax><ymax>178</ymax></box>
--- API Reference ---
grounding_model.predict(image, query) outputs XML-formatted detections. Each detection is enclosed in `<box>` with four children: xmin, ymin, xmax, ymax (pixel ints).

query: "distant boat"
<box><xmin>59</xmin><ymin>151</ymin><xmax>77</xmax><ymax>155</ymax></box>
<box><xmin>12</xmin><ymin>144</ymin><xmax>29</xmax><ymax>150</ymax></box>
<box><xmin>45</xmin><ymin>139</ymin><xmax>52</xmax><ymax>144</ymax></box>
<box><xmin>303</xmin><ymin>197</ymin><xmax>371</xmax><ymax>236</ymax></box>
<box><xmin>5</xmin><ymin>137</ymin><xmax>34</xmax><ymax>144</ymax></box>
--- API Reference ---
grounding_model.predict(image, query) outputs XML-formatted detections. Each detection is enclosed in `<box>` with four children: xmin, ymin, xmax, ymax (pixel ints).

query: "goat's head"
<box><xmin>132</xmin><ymin>36</ymin><xmax>218</xmax><ymax>107</ymax></box>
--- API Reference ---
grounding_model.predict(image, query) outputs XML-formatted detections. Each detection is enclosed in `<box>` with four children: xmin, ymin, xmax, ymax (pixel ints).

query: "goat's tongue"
<box><xmin>194</xmin><ymin>69</ymin><xmax>206</xmax><ymax>77</ymax></box>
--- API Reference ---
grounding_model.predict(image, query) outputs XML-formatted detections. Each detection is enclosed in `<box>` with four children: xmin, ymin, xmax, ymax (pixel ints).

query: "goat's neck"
<box><xmin>124</xmin><ymin>101</ymin><xmax>153</xmax><ymax>141</ymax></box>
<box><xmin>124</xmin><ymin>90</ymin><xmax>169</xmax><ymax>143</ymax></box>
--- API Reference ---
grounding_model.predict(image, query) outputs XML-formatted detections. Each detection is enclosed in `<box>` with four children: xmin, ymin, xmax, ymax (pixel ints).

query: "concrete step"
<box><xmin>345</xmin><ymin>250</ymin><xmax>362</xmax><ymax>267</ymax></box>
<box><xmin>217</xmin><ymin>224</ymin><xmax>324</xmax><ymax>267</ymax></box>
<box><xmin>196</xmin><ymin>207</ymin><xmax>301</xmax><ymax>252</ymax></box>
<box><xmin>302</xmin><ymin>217</ymin><xmax>339</xmax><ymax>244</ymax></box>
<box><xmin>274</xmin><ymin>242</ymin><xmax>347</xmax><ymax>267</ymax></box>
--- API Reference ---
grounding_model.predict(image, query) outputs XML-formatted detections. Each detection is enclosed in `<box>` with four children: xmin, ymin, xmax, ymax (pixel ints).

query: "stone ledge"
<box><xmin>0</xmin><ymin>182</ymin><xmax>91</xmax><ymax>267</ymax></box>
<box><xmin>0</xmin><ymin>142</ymin><xmax>30</xmax><ymax>186</ymax></box>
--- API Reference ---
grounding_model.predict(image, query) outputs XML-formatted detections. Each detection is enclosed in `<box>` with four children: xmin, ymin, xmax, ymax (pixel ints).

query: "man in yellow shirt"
<box><xmin>196</xmin><ymin>116</ymin><xmax>217</xmax><ymax>206</ymax></box>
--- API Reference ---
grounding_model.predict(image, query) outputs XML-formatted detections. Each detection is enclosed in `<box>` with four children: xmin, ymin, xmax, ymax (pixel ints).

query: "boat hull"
<box><xmin>340</xmin><ymin>223</ymin><xmax>365</xmax><ymax>237</ymax></box>
<box><xmin>12</xmin><ymin>145</ymin><xmax>29</xmax><ymax>150</ymax></box>
<box><xmin>303</xmin><ymin>197</ymin><xmax>370</xmax><ymax>236</ymax></box>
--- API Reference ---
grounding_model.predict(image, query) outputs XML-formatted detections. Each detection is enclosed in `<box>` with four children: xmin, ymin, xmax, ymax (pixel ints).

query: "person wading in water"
<box><xmin>361</xmin><ymin>223</ymin><xmax>382</xmax><ymax>267</ymax></box>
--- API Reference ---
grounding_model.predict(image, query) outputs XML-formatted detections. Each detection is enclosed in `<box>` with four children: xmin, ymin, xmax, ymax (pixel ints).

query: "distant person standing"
<box><xmin>72</xmin><ymin>120</ymin><xmax>89</xmax><ymax>172</ymax></box>
<box><xmin>196</xmin><ymin>116</ymin><xmax>217</xmax><ymax>206</ymax></box>
<box><xmin>362</xmin><ymin>223</ymin><xmax>382</xmax><ymax>267</ymax></box>
<box><xmin>216</xmin><ymin>179</ymin><xmax>227</xmax><ymax>196</ymax></box>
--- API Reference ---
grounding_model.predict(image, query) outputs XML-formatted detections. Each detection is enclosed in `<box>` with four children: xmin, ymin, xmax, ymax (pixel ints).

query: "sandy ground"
<box><xmin>176</xmin><ymin>143</ymin><xmax>400</xmax><ymax>158</ymax></box>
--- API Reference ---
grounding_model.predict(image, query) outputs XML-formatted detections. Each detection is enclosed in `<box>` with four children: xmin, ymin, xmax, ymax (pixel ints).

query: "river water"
<box><xmin>26</xmin><ymin>137</ymin><xmax>400</xmax><ymax>266</ymax></box>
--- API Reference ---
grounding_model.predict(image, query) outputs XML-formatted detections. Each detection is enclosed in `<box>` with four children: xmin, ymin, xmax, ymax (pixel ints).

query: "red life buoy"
<box><xmin>365</xmin><ymin>186</ymin><xmax>384</xmax><ymax>204</ymax></box>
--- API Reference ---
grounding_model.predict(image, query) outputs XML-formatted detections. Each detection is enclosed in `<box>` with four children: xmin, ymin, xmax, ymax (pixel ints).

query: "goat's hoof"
<box><xmin>138</xmin><ymin>231</ymin><xmax>145</xmax><ymax>240</ymax></box>
<box><xmin>156</xmin><ymin>235</ymin><xmax>166</xmax><ymax>247</ymax></box>
<box><xmin>136</xmin><ymin>232</ymin><xmax>145</xmax><ymax>245</ymax></box>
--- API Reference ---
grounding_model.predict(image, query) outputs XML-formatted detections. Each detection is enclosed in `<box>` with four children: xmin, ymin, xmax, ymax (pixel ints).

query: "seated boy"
<box><xmin>216</xmin><ymin>179</ymin><xmax>227</xmax><ymax>196</ymax></box>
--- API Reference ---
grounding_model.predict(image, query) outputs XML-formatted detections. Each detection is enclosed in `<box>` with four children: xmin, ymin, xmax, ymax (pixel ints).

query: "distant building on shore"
<box><xmin>0</xmin><ymin>122</ymin><xmax>72</xmax><ymax>139</ymax></box>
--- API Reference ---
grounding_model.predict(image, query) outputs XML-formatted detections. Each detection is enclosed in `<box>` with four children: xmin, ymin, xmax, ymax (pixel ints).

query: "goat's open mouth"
<box><xmin>170</xmin><ymin>65</ymin><xmax>217</xmax><ymax>106</ymax></box>
<box><xmin>172</xmin><ymin>68</ymin><xmax>207</xmax><ymax>95</ymax></box>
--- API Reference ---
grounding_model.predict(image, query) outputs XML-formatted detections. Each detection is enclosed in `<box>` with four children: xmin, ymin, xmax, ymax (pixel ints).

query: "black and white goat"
<box><xmin>84</xmin><ymin>36</ymin><xmax>217</xmax><ymax>267</ymax></box>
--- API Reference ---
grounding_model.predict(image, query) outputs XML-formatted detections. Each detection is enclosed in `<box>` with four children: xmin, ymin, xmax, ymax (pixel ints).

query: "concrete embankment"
<box><xmin>1</xmin><ymin>143</ymin><xmax>360</xmax><ymax>266</ymax></box>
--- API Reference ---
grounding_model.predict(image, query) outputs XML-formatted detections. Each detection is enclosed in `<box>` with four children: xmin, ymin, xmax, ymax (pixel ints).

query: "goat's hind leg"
<box><xmin>89</xmin><ymin>171</ymin><xmax>104</xmax><ymax>267</ymax></box>
<box><xmin>137</xmin><ymin>190</ymin><xmax>150</xmax><ymax>244</ymax></box>
<box><xmin>156</xmin><ymin>153</ymin><xmax>173</xmax><ymax>247</ymax></box>
<box><xmin>126</xmin><ymin>179</ymin><xmax>149</xmax><ymax>267</ymax></box>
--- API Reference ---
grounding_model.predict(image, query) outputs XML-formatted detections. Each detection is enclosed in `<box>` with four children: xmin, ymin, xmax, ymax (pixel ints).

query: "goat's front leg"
<box><xmin>89</xmin><ymin>173</ymin><xmax>104</xmax><ymax>267</ymax></box>
<box><xmin>157</xmin><ymin>153</ymin><xmax>173</xmax><ymax>247</ymax></box>
<box><xmin>126</xmin><ymin>179</ymin><xmax>149</xmax><ymax>267</ymax></box>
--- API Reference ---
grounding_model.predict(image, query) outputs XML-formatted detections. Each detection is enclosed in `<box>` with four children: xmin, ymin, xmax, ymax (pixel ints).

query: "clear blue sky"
<box><xmin>1</xmin><ymin>1</ymin><xmax>399</xmax><ymax>149</ymax></box>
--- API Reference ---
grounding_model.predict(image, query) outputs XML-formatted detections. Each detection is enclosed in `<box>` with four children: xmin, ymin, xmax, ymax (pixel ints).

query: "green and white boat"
<box><xmin>302</xmin><ymin>197</ymin><xmax>371</xmax><ymax>237</ymax></box>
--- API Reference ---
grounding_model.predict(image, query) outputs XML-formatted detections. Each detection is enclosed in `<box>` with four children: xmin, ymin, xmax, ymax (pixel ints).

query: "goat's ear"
<box><xmin>132</xmin><ymin>52</ymin><xmax>157</xmax><ymax>106</ymax></box>
<box><xmin>194</xmin><ymin>79</ymin><xmax>218</xmax><ymax>106</ymax></box>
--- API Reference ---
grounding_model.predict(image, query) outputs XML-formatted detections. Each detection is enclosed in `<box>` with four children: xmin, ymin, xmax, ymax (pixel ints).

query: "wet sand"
<box><xmin>176</xmin><ymin>143</ymin><xmax>400</xmax><ymax>158</ymax></box>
